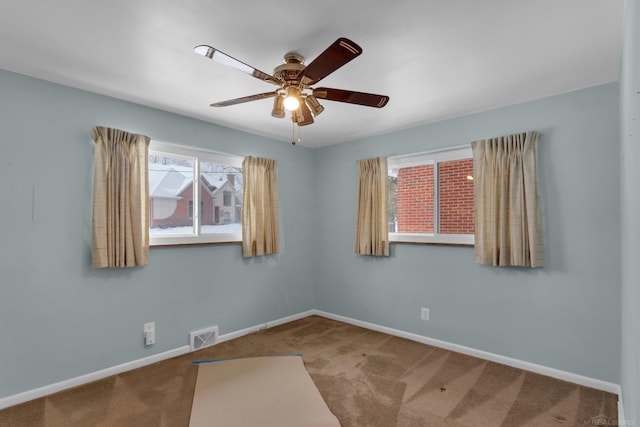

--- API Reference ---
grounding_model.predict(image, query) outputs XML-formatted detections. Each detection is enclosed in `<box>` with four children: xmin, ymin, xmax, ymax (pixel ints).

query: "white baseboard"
<box><xmin>0</xmin><ymin>346</ymin><xmax>190</xmax><ymax>410</ymax></box>
<box><xmin>0</xmin><ymin>308</ymin><xmax>620</xmax><ymax>411</ymax></box>
<box><xmin>313</xmin><ymin>310</ymin><xmax>621</xmax><ymax>395</ymax></box>
<box><xmin>216</xmin><ymin>310</ymin><xmax>316</xmax><ymax>344</ymax></box>
<box><xmin>0</xmin><ymin>310</ymin><xmax>316</xmax><ymax>411</ymax></box>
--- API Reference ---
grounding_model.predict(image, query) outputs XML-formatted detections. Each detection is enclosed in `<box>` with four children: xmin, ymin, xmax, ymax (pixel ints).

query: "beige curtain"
<box><xmin>91</xmin><ymin>126</ymin><xmax>150</xmax><ymax>268</ymax></box>
<box><xmin>471</xmin><ymin>131</ymin><xmax>543</xmax><ymax>267</ymax></box>
<box><xmin>242</xmin><ymin>156</ymin><xmax>280</xmax><ymax>257</ymax></box>
<box><xmin>355</xmin><ymin>157</ymin><xmax>389</xmax><ymax>256</ymax></box>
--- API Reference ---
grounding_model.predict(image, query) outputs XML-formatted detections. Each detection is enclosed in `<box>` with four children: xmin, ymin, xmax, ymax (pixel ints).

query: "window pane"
<box><xmin>438</xmin><ymin>158</ymin><xmax>474</xmax><ymax>234</ymax></box>
<box><xmin>393</xmin><ymin>164</ymin><xmax>434</xmax><ymax>233</ymax></box>
<box><xmin>387</xmin><ymin>173</ymin><xmax>398</xmax><ymax>232</ymax></box>
<box><xmin>388</xmin><ymin>147</ymin><xmax>474</xmax><ymax>245</ymax></box>
<box><xmin>200</xmin><ymin>161</ymin><xmax>242</xmax><ymax>235</ymax></box>
<box><xmin>149</xmin><ymin>154</ymin><xmax>195</xmax><ymax>235</ymax></box>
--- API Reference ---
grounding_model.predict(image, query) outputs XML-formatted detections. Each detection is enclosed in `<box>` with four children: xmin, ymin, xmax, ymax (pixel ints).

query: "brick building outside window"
<box><xmin>388</xmin><ymin>147</ymin><xmax>474</xmax><ymax>245</ymax></box>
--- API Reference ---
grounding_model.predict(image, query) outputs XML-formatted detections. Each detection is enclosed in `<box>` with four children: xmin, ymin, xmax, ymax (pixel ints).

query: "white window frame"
<box><xmin>388</xmin><ymin>145</ymin><xmax>475</xmax><ymax>245</ymax></box>
<box><xmin>149</xmin><ymin>140</ymin><xmax>243</xmax><ymax>246</ymax></box>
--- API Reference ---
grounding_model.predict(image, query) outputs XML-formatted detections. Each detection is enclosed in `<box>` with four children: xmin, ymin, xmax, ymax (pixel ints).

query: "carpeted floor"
<box><xmin>0</xmin><ymin>315</ymin><xmax>618</xmax><ymax>426</ymax></box>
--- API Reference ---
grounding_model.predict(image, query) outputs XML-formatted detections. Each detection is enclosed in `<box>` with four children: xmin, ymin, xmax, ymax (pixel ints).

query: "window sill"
<box><xmin>390</xmin><ymin>240</ymin><xmax>474</xmax><ymax>247</ymax></box>
<box><xmin>150</xmin><ymin>233</ymin><xmax>242</xmax><ymax>247</ymax></box>
<box><xmin>389</xmin><ymin>232</ymin><xmax>474</xmax><ymax>246</ymax></box>
<box><xmin>150</xmin><ymin>240</ymin><xmax>241</xmax><ymax>248</ymax></box>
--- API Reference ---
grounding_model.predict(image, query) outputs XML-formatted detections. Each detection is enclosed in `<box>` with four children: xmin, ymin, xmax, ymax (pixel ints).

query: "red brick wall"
<box><xmin>438</xmin><ymin>159</ymin><xmax>474</xmax><ymax>234</ymax></box>
<box><xmin>395</xmin><ymin>159</ymin><xmax>474</xmax><ymax>234</ymax></box>
<box><xmin>396</xmin><ymin>165</ymin><xmax>434</xmax><ymax>233</ymax></box>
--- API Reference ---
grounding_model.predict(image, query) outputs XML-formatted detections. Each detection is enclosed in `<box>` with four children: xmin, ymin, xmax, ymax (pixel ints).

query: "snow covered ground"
<box><xmin>150</xmin><ymin>223</ymin><xmax>241</xmax><ymax>235</ymax></box>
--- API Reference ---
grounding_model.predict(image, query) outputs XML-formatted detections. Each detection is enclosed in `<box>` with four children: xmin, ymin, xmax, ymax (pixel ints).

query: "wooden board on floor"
<box><xmin>189</xmin><ymin>355</ymin><xmax>340</xmax><ymax>427</ymax></box>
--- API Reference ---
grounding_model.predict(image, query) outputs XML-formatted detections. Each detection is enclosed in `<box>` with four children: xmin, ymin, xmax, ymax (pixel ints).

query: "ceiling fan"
<box><xmin>194</xmin><ymin>38</ymin><xmax>389</xmax><ymax>143</ymax></box>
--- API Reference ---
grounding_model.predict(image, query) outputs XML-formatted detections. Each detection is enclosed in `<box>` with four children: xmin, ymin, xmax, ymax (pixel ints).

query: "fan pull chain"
<box><xmin>290</xmin><ymin>120</ymin><xmax>302</xmax><ymax>145</ymax></box>
<box><xmin>291</xmin><ymin>121</ymin><xmax>296</xmax><ymax>145</ymax></box>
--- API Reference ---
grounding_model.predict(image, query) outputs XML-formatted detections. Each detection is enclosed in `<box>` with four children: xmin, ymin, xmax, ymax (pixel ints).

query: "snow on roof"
<box><xmin>149</xmin><ymin>163</ymin><xmax>192</xmax><ymax>199</ymax></box>
<box><xmin>202</xmin><ymin>172</ymin><xmax>228</xmax><ymax>188</ymax></box>
<box><xmin>149</xmin><ymin>164</ymin><xmax>230</xmax><ymax>199</ymax></box>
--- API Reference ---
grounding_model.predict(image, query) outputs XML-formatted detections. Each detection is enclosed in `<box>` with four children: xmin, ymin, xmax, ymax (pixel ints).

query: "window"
<box><xmin>388</xmin><ymin>146</ymin><xmax>474</xmax><ymax>245</ymax></box>
<box><xmin>188</xmin><ymin>201</ymin><xmax>204</xmax><ymax>219</ymax></box>
<box><xmin>148</xmin><ymin>140</ymin><xmax>243</xmax><ymax>246</ymax></box>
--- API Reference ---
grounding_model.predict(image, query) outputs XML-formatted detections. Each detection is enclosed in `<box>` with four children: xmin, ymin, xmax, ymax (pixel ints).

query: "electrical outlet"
<box><xmin>144</xmin><ymin>321</ymin><xmax>155</xmax><ymax>346</ymax></box>
<box><xmin>421</xmin><ymin>307</ymin><xmax>430</xmax><ymax>321</ymax></box>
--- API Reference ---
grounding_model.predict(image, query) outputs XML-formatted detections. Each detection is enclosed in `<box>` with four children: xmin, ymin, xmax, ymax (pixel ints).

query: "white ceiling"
<box><xmin>0</xmin><ymin>0</ymin><xmax>624</xmax><ymax>148</ymax></box>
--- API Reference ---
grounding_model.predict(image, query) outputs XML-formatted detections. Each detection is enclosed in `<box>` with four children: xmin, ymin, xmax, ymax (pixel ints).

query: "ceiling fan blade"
<box><xmin>298</xmin><ymin>102</ymin><xmax>315</xmax><ymax>126</ymax></box>
<box><xmin>210</xmin><ymin>91</ymin><xmax>278</xmax><ymax>107</ymax></box>
<box><xmin>313</xmin><ymin>88</ymin><xmax>389</xmax><ymax>108</ymax></box>
<box><xmin>298</xmin><ymin>38</ymin><xmax>362</xmax><ymax>86</ymax></box>
<box><xmin>194</xmin><ymin>45</ymin><xmax>281</xmax><ymax>86</ymax></box>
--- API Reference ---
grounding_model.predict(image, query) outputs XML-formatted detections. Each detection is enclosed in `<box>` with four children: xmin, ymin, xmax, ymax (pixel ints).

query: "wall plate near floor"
<box><xmin>189</xmin><ymin>325</ymin><xmax>219</xmax><ymax>351</ymax></box>
<box><xmin>144</xmin><ymin>321</ymin><xmax>155</xmax><ymax>346</ymax></box>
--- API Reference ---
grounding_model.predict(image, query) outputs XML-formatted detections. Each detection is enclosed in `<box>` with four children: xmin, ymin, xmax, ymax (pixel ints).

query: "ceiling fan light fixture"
<box><xmin>305</xmin><ymin>95</ymin><xmax>325</xmax><ymax>116</ymax></box>
<box><xmin>291</xmin><ymin>108</ymin><xmax>303</xmax><ymax>124</ymax></box>
<box><xmin>283</xmin><ymin>97</ymin><xmax>299</xmax><ymax>111</ymax></box>
<box><xmin>271</xmin><ymin>95</ymin><xmax>285</xmax><ymax>118</ymax></box>
<box><xmin>283</xmin><ymin>86</ymin><xmax>301</xmax><ymax>111</ymax></box>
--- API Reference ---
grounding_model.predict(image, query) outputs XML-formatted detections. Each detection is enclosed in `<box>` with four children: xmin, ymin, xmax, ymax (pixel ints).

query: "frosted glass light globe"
<box><xmin>283</xmin><ymin>96</ymin><xmax>300</xmax><ymax>111</ymax></box>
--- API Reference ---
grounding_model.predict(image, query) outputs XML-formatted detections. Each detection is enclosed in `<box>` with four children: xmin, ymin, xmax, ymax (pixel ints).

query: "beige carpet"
<box><xmin>189</xmin><ymin>355</ymin><xmax>340</xmax><ymax>427</ymax></box>
<box><xmin>0</xmin><ymin>315</ymin><xmax>618</xmax><ymax>426</ymax></box>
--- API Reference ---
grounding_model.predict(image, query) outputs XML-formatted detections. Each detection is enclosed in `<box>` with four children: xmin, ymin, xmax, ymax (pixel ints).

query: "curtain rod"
<box><xmin>387</xmin><ymin>130</ymin><xmax>540</xmax><ymax>160</ymax></box>
<box><xmin>388</xmin><ymin>143</ymin><xmax>471</xmax><ymax>160</ymax></box>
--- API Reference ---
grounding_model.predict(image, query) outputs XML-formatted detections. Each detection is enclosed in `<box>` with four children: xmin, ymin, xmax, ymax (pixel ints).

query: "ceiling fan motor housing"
<box><xmin>274</xmin><ymin>53</ymin><xmax>306</xmax><ymax>86</ymax></box>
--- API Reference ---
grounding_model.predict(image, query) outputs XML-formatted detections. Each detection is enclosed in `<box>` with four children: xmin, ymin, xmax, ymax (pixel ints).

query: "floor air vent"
<box><xmin>189</xmin><ymin>325</ymin><xmax>219</xmax><ymax>351</ymax></box>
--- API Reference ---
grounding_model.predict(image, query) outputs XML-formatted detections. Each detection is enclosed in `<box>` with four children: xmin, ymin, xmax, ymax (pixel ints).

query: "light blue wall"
<box><xmin>314</xmin><ymin>83</ymin><xmax>621</xmax><ymax>384</ymax></box>
<box><xmin>0</xmin><ymin>67</ymin><xmax>623</xmax><ymax>400</ymax></box>
<box><xmin>621</xmin><ymin>0</ymin><xmax>640</xmax><ymax>421</ymax></box>
<box><xmin>0</xmin><ymin>68</ymin><xmax>317</xmax><ymax>399</ymax></box>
